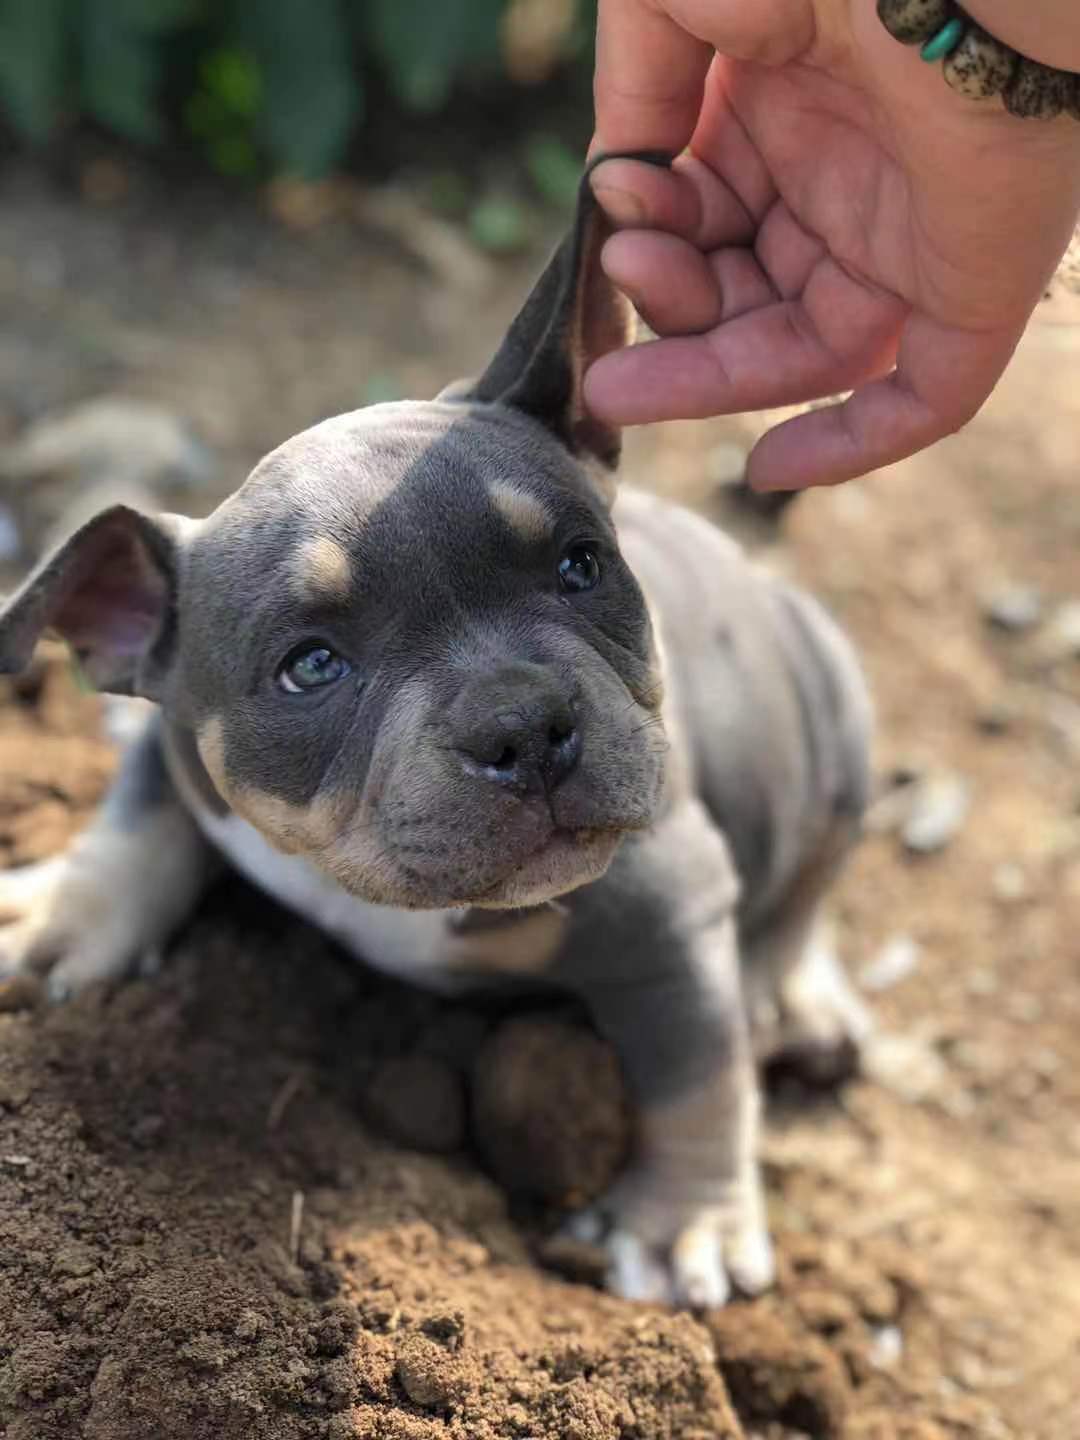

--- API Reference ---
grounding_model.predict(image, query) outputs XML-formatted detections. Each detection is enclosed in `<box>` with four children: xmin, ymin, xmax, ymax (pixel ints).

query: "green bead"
<box><xmin>921</xmin><ymin>17</ymin><xmax>966</xmax><ymax>63</ymax></box>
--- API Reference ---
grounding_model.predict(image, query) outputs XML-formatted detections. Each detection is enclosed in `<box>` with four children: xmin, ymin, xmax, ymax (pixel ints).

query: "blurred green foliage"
<box><xmin>0</xmin><ymin>0</ymin><xmax>596</xmax><ymax>179</ymax></box>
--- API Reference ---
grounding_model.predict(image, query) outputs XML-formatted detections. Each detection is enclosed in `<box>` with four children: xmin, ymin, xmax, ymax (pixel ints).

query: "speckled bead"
<box><xmin>1005</xmin><ymin>58</ymin><xmax>1071</xmax><ymax>119</ymax></box>
<box><xmin>877</xmin><ymin>0</ymin><xmax>953</xmax><ymax>47</ymax></box>
<box><xmin>943</xmin><ymin>23</ymin><xmax>1017</xmax><ymax>100</ymax></box>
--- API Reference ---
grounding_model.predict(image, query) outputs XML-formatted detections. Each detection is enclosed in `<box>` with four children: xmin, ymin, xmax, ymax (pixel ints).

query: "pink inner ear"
<box><xmin>52</xmin><ymin>529</ymin><xmax>168</xmax><ymax>663</ymax></box>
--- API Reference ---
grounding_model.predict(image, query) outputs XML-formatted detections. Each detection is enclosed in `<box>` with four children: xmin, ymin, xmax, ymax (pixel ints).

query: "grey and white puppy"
<box><xmin>0</xmin><ymin>159</ymin><xmax>873</xmax><ymax>1308</ymax></box>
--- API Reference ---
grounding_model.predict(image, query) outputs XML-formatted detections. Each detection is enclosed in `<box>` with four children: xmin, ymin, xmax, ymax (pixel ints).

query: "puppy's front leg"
<box><xmin>0</xmin><ymin>709</ymin><xmax>214</xmax><ymax>1000</ymax></box>
<box><xmin>562</xmin><ymin>808</ymin><xmax>773</xmax><ymax>1308</ymax></box>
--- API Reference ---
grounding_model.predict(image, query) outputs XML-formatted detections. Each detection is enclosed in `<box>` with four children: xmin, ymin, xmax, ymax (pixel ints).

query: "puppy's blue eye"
<box><xmin>558</xmin><ymin>544</ymin><xmax>601</xmax><ymax>594</ymax></box>
<box><xmin>278</xmin><ymin>644</ymin><xmax>350</xmax><ymax>694</ymax></box>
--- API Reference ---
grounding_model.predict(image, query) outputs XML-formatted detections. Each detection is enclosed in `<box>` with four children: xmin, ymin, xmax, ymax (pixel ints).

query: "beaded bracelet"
<box><xmin>877</xmin><ymin>1</ymin><xmax>1080</xmax><ymax>120</ymax></box>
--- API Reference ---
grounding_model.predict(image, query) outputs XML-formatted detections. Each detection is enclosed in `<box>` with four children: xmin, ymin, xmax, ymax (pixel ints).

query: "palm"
<box><xmin>586</xmin><ymin>4</ymin><xmax>1080</xmax><ymax>487</ymax></box>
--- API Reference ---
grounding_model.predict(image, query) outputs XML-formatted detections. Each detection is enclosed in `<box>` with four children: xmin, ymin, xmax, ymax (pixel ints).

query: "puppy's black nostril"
<box><xmin>450</xmin><ymin>665</ymin><xmax>582</xmax><ymax>793</ymax></box>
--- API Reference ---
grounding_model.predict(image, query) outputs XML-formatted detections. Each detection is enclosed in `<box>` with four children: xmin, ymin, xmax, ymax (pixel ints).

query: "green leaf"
<box><xmin>363</xmin><ymin>0</ymin><xmax>505</xmax><ymax>113</ymax></box>
<box><xmin>0</xmin><ymin>0</ymin><xmax>71</xmax><ymax>141</ymax></box>
<box><xmin>523</xmin><ymin>134</ymin><xmax>582</xmax><ymax>211</ymax></box>
<box><xmin>232</xmin><ymin>0</ymin><xmax>359</xmax><ymax>178</ymax></box>
<box><xmin>469</xmin><ymin>195</ymin><xmax>529</xmax><ymax>255</ymax></box>
<box><xmin>200</xmin><ymin>47</ymin><xmax>262</xmax><ymax>118</ymax></box>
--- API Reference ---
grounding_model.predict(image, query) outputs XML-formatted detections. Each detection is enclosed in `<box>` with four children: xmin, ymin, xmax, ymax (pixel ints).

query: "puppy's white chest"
<box><xmin>192</xmin><ymin>808</ymin><xmax>567</xmax><ymax>990</ymax></box>
<box><xmin>195</xmin><ymin>810</ymin><xmax>465</xmax><ymax>991</ymax></box>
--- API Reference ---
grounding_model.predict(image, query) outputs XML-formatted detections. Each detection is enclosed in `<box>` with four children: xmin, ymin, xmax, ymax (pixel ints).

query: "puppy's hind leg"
<box><xmin>0</xmin><ymin>710</ymin><xmax>214</xmax><ymax>1001</ymax></box>
<box><xmin>743</xmin><ymin>861</ymin><xmax>874</xmax><ymax>1083</ymax></box>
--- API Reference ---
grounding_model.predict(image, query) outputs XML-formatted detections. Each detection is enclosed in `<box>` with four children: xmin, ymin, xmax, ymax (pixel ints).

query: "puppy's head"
<box><xmin>0</xmin><ymin>159</ymin><xmax>670</xmax><ymax>910</ymax></box>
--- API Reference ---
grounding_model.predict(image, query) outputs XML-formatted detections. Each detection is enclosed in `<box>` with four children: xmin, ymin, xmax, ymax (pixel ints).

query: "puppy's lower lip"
<box><xmin>462</xmin><ymin>825</ymin><xmax>620</xmax><ymax>902</ymax></box>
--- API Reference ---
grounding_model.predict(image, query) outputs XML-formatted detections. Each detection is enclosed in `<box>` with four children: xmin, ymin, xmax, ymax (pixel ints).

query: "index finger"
<box><xmin>591</xmin><ymin>0</ymin><xmax>713</xmax><ymax>157</ymax></box>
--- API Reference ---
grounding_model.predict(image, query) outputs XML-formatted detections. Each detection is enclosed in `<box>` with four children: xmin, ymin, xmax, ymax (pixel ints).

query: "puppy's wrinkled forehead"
<box><xmin>214</xmin><ymin>400</ymin><xmax>607</xmax><ymax>573</ymax></box>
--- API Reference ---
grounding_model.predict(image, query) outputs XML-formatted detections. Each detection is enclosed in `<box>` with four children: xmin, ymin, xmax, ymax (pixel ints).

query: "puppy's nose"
<box><xmin>451</xmin><ymin>664</ymin><xmax>581</xmax><ymax>794</ymax></box>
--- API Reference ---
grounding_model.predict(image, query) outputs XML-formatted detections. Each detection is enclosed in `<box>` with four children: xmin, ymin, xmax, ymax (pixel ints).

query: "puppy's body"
<box><xmin>0</xmin><ymin>159</ymin><xmax>873</xmax><ymax>1307</ymax></box>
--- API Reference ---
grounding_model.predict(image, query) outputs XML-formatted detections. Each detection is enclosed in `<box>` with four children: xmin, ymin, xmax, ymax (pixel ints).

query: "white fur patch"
<box><xmin>193</xmin><ymin>808</ymin><xmax>470</xmax><ymax>993</ymax></box>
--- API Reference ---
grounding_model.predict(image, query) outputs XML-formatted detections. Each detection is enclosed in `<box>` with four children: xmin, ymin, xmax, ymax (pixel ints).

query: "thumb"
<box><xmin>591</xmin><ymin>0</ymin><xmax>711</xmax><ymax>158</ymax></box>
<box><xmin>591</xmin><ymin>0</ymin><xmax>816</xmax><ymax>156</ymax></box>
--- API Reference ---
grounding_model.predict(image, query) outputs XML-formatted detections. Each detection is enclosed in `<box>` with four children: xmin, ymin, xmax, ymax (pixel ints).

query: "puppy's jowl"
<box><xmin>0</xmin><ymin>159</ymin><xmax>873</xmax><ymax>1307</ymax></box>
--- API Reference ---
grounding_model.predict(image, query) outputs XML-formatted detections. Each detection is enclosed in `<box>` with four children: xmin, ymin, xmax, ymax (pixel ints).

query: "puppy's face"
<box><xmin>0</xmin><ymin>155</ymin><xmax>671</xmax><ymax>909</ymax></box>
<box><xmin>174</xmin><ymin>402</ymin><xmax>664</xmax><ymax>907</ymax></box>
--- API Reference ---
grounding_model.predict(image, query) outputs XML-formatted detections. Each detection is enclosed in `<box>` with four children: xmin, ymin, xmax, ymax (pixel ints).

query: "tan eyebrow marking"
<box><xmin>292</xmin><ymin>535</ymin><xmax>353</xmax><ymax>602</ymax></box>
<box><xmin>489</xmin><ymin>481</ymin><xmax>552</xmax><ymax>544</ymax></box>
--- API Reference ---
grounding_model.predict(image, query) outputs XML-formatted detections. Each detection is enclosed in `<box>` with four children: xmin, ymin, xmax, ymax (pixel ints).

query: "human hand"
<box><xmin>585</xmin><ymin>0</ymin><xmax>1080</xmax><ymax>489</ymax></box>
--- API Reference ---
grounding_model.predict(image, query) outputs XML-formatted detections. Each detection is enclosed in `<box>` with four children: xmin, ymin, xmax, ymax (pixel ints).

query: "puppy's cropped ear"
<box><xmin>0</xmin><ymin>505</ymin><xmax>186</xmax><ymax>699</ymax></box>
<box><xmin>465</xmin><ymin>151</ymin><xmax>671</xmax><ymax>472</ymax></box>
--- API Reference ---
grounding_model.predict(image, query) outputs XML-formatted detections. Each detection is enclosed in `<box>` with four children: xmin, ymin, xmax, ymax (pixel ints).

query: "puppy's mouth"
<box><xmin>462</xmin><ymin>823</ymin><xmax>625</xmax><ymax>910</ymax></box>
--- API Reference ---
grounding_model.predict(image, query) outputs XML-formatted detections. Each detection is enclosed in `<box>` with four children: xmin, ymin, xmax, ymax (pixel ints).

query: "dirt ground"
<box><xmin>2</xmin><ymin>162</ymin><xmax>1080</xmax><ymax>1439</ymax></box>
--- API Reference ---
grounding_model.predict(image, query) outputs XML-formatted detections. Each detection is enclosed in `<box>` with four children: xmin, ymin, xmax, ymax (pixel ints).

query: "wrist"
<box><xmin>949</xmin><ymin>3</ymin><xmax>1080</xmax><ymax>73</ymax></box>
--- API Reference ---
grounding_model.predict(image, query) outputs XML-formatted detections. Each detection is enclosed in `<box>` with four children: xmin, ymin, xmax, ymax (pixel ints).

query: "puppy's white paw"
<box><xmin>751</xmin><ymin>925</ymin><xmax>874</xmax><ymax>1080</ymax></box>
<box><xmin>574</xmin><ymin>1167</ymin><xmax>775</xmax><ymax>1309</ymax></box>
<box><xmin>1</xmin><ymin>856</ymin><xmax>135</xmax><ymax>1000</ymax></box>
<box><xmin>0</xmin><ymin>817</ymin><xmax>204</xmax><ymax>1000</ymax></box>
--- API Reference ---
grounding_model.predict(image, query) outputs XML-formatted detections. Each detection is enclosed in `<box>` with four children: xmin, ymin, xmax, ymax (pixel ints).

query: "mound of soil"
<box><xmin>1</xmin><ymin>663</ymin><xmax>956</xmax><ymax>1440</ymax></box>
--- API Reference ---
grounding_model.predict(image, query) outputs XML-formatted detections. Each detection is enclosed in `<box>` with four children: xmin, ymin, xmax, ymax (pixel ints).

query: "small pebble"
<box><xmin>1036</xmin><ymin>601</ymin><xmax>1080</xmax><ymax>664</ymax></box>
<box><xmin>980</xmin><ymin>583</ymin><xmax>1042</xmax><ymax>633</ymax></box>
<box><xmin>865</xmin><ymin>765</ymin><xmax>923</xmax><ymax>833</ymax></box>
<box><xmin>860</xmin><ymin>934</ymin><xmax>922</xmax><ymax>993</ymax></box>
<box><xmin>869</xmin><ymin>1324</ymin><xmax>904</xmax><ymax>1369</ymax></box>
<box><xmin>901</xmin><ymin>773</ymin><xmax>972</xmax><ymax>854</ymax></box>
<box><xmin>861</xmin><ymin>1032</ymin><xmax>947</xmax><ymax>1104</ymax></box>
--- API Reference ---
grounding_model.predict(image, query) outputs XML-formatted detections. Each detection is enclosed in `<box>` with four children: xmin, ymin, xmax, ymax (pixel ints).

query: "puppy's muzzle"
<box><xmin>449</xmin><ymin>662</ymin><xmax>581</xmax><ymax>797</ymax></box>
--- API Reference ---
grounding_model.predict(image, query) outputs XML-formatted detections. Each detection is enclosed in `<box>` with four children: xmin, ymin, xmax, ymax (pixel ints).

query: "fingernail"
<box><xmin>591</xmin><ymin>180</ymin><xmax>648</xmax><ymax>227</ymax></box>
